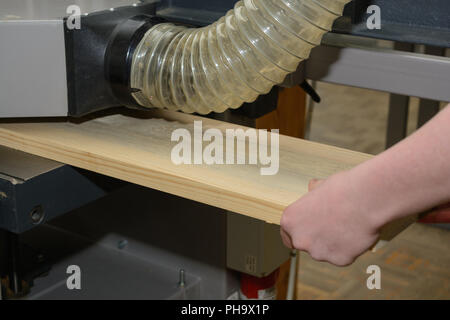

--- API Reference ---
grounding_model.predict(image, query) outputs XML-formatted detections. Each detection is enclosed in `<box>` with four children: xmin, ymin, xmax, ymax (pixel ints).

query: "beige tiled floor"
<box><xmin>297</xmin><ymin>82</ymin><xmax>450</xmax><ymax>299</ymax></box>
<box><xmin>307</xmin><ymin>82</ymin><xmax>427</xmax><ymax>155</ymax></box>
<box><xmin>297</xmin><ymin>223</ymin><xmax>450</xmax><ymax>300</ymax></box>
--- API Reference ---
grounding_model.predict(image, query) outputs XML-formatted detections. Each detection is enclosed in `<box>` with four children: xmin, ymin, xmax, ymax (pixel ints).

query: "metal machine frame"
<box><xmin>1</xmin><ymin>0</ymin><xmax>449</xmax><ymax>118</ymax></box>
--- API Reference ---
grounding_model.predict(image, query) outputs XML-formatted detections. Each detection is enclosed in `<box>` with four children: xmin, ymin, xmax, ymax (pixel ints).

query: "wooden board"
<box><xmin>0</xmin><ymin>109</ymin><xmax>413</xmax><ymax>241</ymax></box>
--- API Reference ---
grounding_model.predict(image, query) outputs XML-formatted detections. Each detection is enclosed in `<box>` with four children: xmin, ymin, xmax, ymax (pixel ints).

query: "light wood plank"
<box><xmin>0</xmin><ymin>109</ymin><xmax>412</xmax><ymax>241</ymax></box>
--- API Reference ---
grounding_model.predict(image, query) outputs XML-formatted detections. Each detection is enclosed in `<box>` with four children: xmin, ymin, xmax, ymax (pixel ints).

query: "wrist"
<box><xmin>327</xmin><ymin>167</ymin><xmax>397</xmax><ymax>233</ymax></box>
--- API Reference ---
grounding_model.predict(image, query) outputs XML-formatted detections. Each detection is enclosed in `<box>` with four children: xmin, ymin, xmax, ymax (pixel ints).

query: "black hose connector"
<box><xmin>106</xmin><ymin>15</ymin><xmax>165</xmax><ymax>107</ymax></box>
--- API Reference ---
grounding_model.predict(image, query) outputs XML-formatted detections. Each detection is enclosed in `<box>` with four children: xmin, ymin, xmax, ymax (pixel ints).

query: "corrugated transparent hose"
<box><xmin>130</xmin><ymin>0</ymin><xmax>351</xmax><ymax>114</ymax></box>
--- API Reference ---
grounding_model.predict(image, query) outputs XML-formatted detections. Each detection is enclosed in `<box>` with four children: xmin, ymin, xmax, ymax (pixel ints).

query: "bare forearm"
<box><xmin>347</xmin><ymin>104</ymin><xmax>450</xmax><ymax>226</ymax></box>
<box><xmin>280</xmin><ymin>104</ymin><xmax>450</xmax><ymax>265</ymax></box>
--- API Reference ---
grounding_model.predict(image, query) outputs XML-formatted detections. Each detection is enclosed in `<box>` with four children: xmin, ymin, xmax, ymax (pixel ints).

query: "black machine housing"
<box><xmin>64</xmin><ymin>2</ymin><xmax>159</xmax><ymax>117</ymax></box>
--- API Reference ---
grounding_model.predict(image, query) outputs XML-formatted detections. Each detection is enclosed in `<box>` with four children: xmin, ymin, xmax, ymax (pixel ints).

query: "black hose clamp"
<box><xmin>105</xmin><ymin>15</ymin><xmax>168</xmax><ymax>107</ymax></box>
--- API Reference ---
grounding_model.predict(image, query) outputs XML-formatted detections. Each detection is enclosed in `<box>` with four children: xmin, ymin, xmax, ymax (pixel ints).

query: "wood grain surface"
<box><xmin>0</xmin><ymin>109</ymin><xmax>412</xmax><ymax>241</ymax></box>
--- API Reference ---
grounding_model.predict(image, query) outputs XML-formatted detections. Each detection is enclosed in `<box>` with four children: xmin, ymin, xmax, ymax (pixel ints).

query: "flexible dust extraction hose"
<box><xmin>130</xmin><ymin>0</ymin><xmax>351</xmax><ymax>114</ymax></box>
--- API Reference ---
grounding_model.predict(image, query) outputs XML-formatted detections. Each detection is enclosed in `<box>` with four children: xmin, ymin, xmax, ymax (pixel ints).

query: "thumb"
<box><xmin>308</xmin><ymin>178</ymin><xmax>324</xmax><ymax>191</ymax></box>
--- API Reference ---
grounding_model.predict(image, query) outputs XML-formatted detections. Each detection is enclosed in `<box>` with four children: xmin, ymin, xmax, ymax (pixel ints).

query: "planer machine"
<box><xmin>0</xmin><ymin>0</ymin><xmax>450</xmax><ymax>300</ymax></box>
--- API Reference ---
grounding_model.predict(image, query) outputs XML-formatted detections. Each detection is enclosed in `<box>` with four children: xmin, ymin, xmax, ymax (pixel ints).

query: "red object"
<box><xmin>419</xmin><ymin>203</ymin><xmax>450</xmax><ymax>224</ymax></box>
<box><xmin>240</xmin><ymin>269</ymin><xmax>279</xmax><ymax>300</ymax></box>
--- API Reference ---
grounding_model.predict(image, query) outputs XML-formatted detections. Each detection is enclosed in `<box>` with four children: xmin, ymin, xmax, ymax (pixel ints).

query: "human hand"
<box><xmin>280</xmin><ymin>173</ymin><xmax>382</xmax><ymax>266</ymax></box>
